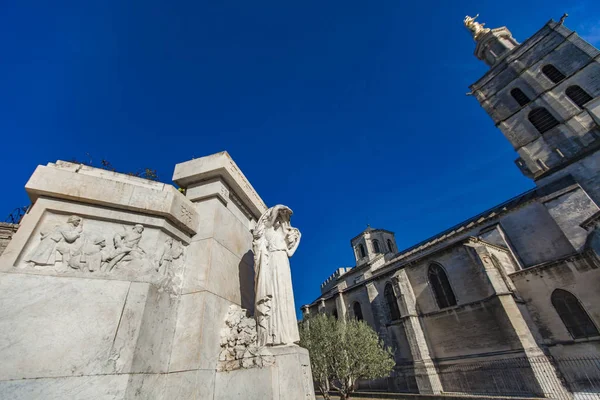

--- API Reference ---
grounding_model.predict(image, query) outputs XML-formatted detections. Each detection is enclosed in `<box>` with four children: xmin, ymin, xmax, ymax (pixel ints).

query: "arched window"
<box><xmin>387</xmin><ymin>239</ymin><xmax>394</xmax><ymax>253</ymax></box>
<box><xmin>384</xmin><ymin>283</ymin><xmax>401</xmax><ymax>321</ymax></box>
<box><xmin>358</xmin><ymin>244</ymin><xmax>366</xmax><ymax>258</ymax></box>
<box><xmin>372</xmin><ymin>239</ymin><xmax>381</xmax><ymax>253</ymax></box>
<box><xmin>528</xmin><ymin>108</ymin><xmax>560</xmax><ymax>134</ymax></box>
<box><xmin>353</xmin><ymin>302</ymin><xmax>363</xmax><ymax>321</ymax></box>
<box><xmin>566</xmin><ymin>85</ymin><xmax>593</xmax><ymax>108</ymax></box>
<box><xmin>510</xmin><ymin>88</ymin><xmax>531</xmax><ymax>107</ymax></box>
<box><xmin>551</xmin><ymin>289</ymin><xmax>599</xmax><ymax>339</ymax></box>
<box><xmin>542</xmin><ymin>64</ymin><xmax>566</xmax><ymax>84</ymax></box>
<box><xmin>428</xmin><ymin>263</ymin><xmax>457</xmax><ymax>309</ymax></box>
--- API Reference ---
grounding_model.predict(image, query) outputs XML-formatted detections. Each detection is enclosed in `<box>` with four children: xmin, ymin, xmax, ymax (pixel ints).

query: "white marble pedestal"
<box><xmin>214</xmin><ymin>346</ymin><xmax>315</xmax><ymax>400</ymax></box>
<box><xmin>0</xmin><ymin>152</ymin><xmax>316</xmax><ymax>400</ymax></box>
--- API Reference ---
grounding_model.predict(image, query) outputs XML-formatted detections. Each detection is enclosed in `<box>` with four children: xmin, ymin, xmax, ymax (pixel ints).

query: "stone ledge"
<box><xmin>25</xmin><ymin>163</ymin><xmax>199</xmax><ymax>235</ymax></box>
<box><xmin>172</xmin><ymin>152</ymin><xmax>267</xmax><ymax>220</ymax></box>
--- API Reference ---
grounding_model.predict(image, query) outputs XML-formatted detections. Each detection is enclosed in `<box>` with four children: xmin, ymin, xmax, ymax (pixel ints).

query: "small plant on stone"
<box><xmin>299</xmin><ymin>313</ymin><xmax>395</xmax><ymax>400</ymax></box>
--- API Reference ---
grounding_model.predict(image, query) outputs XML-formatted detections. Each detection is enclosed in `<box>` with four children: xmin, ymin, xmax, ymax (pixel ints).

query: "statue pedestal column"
<box><xmin>214</xmin><ymin>346</ymin><xmax>315</xmax><ymax>400</ymax></box>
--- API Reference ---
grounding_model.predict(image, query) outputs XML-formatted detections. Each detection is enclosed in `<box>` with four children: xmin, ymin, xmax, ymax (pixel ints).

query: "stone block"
<box><xmin>129</xmin><ymin>284</ymin><xmax>178</xmax><ymax>373</ymax></box>
<box><xmin>108</xmin><ymin>282</ymin><xmax>150</xmax><ymax>374</ymax></box>
<box><xmin>169</xmin><ymin>290</ymin><xmax>234</xmax><ymax>372</ymax></box>
<box><xmin>0</xmin><ymin>273</ymin><xmax>130</xmax><ymax>380</ymax></box>
<box><xmin>25</xmin><ymin>163</ymin><xmax>198</xmax><ymax>235</ymax></box>
<box><xmin>124</xmin><ymin>373</ymin><xmax>166</xmax><ymax>400</ymax></box>
<box><xmin>0</xmin><ymin>375</ymin><xmax>129</xmax><ymax>400</ymax></box>
<box><xmin>162</xmin><ymin>370</ymin><xmax>215</xmax><ymax>400</ymax></box>
<box><xmin>213</xmin><ymin>345</ymin><xmax>315</xmax><ymax>400</ymax></box>
<box><xmin>182</xmin><ymin>237</ymin><xmax>254</xmax><ymax>307</ymax></box>
<box><xmin>173</xmin><ymin>151</ymin><xmax>267</xmax><ymax>221</ymax></box>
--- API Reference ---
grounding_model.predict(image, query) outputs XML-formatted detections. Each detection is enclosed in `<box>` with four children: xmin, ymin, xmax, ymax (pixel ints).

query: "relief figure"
<box><xmin>104</xmin><ymin>224</ymin><xmax>146</xmax><ymax>272</ymax></box>
<box><xmin>67</xmin><ymin>236</ymin><xmax>111</xmax><ymax>272</ymax></box>
<box><xmin>26</xmin><ymin>215</ymin><xmax>83</xmax><ymax>267</ymax></box>
<box><xmin>157</xmin><ymin>238</ymin><xmax>184</xmax><ymax>275</ymax></box>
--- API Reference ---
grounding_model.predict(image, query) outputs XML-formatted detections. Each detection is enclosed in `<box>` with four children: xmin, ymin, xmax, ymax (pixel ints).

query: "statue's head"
<box><xmin>274</xmin><ymin>205</ymin><xmax>293</xmax><ymax>224</ymax></box>
<box><xmin>67</xmin><ymin>215</ymin><xmax>82</xmax><ymax>227</ymax></box>
<box><xmin>133</xmin><ymin>224</ymin><xmax>144</xmax><ymax>233</ymax></box>
<box><xmin>93</xmin><ymin>236</ymin><xmax>106</xmax><ymax>248</ymax></box>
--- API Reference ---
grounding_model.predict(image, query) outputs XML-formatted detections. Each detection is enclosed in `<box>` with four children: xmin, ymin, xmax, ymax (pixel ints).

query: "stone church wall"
<box><xmin>499</xmin><ymin>202</ymin><xmax>575</xmax><ymax>266</ymax></box>
<box><xmin>421</xmin><ymin>297</ymin><xmax>522</xmax><ymax>359</ymax></box>
<box><xmin>543</xmin><ymin>185</ymin><xmax>599</xmax><ymax>251</ymax></box>
<box><xmin>510</xmin><ymin>255</ymin><xmax>600</xmax><ymax>348</ymax></box>
<box><xmin>407</xmin><ymin>246</ymin><xmax>493</xmax><ymax>315</ymax></box>
<box><xmin>537</xmin><ymin>150</ymin><xmax>600</xmax><ymax>205</ymax></box>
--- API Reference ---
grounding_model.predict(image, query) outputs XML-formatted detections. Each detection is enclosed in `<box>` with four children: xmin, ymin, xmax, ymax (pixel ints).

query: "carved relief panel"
<box><xmin>13</xmin><ymin>212</ymin><xmax>186</xmax><ymax>293</ymax></box>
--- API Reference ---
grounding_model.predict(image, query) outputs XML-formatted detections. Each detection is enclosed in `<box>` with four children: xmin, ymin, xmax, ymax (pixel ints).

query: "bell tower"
<box><xmin>467</xmin><ymin>15</ymin><xmax>600</xmax><ymax>202</ymax></box>
<box><xmin>351</xmin><ymin>226</ymin><xmax>397</xmax><ymax>268</ymax></box>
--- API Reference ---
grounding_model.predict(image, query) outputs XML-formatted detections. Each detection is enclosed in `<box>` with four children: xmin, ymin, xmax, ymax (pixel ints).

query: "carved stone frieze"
<box><xmin>18</xmin><ymin>214</ymin><xmax>186</xmax><ymax>289</ymax></box>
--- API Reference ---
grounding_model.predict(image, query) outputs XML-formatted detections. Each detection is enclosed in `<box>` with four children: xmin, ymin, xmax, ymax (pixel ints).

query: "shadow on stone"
<box><xmin>239</xmin><ymin>250</ymin><xmax>255</xmax><ymax>314</ymax></box>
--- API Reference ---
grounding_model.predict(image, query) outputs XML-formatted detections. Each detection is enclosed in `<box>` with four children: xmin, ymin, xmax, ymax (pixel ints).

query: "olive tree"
<box><xmin>299</xmin><ymin>314</ymin><xmax>395</xmax><ymax>400</ymax></box>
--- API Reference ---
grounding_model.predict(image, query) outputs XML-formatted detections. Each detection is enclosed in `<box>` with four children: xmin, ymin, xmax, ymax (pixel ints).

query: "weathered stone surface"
<box><xmin>0</xmin><ymin>222</ymin><xmax>18</xmax><ymax>256</ymax></box>
<box><xmin>0</xmin><ymin>375</ymin><xmax>129</xmax><ymax>400</ymax></box>
<box><xmin>0</xmin><ymin>199</ymin><xmax>190</xmax><ymax>292</ymax></box>
<box><xmin>25</xmin><ymin>162</ymin><xmax>198</xmax><ymax>235</ymax></box>
<box><xmin>173</xmin><ymin>151</ymin><xmax>267</xmax><ymax>221</ymax></box>
<box><xmin>0</xmin><ymin>273</ymin><xmax>130</xmax><ymax>380</ymax></box>
<box><xmin>0</xmin><ymin>150</ymin><xmax>317</xmax><ymax>399</ymax></box>
<box><xmin>162</xmin><ymin>370</ymin><xmax>215</xmax><ymax>400</ymax></box>
<box><xmin>214</xmin><ymin>346</ymin><xmax>315</xmax><ymax>400</ymax></box>
<box><xmin>169</xmin><ymin>290</ymin><xmax>235</xmax><ymax>372</ymax></box>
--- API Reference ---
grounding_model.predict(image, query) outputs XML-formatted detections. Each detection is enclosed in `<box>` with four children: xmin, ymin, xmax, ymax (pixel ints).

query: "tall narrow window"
<box><xmin>372</xmin><ymin>239</ymin><xmax>381</xmax><ymax>253</ymax></box>
<box><xmin>542</xmin><ymin>64</ymin><xmax>566</xmax><ymax>84</ymax></box>
<box><xmin>384</xmin><ymin>283</ymin><xmax>401</xmax><ymax>321</ymax></box>
<box><xmin>387</xmin><ymin>239</ymin><xmax>394</xmax><ymax>253</ymax></box>
<box><xmin>359</xmin><ymin>244</ymin><xmax>366</xmax><ymax>258</ymax></box>
<box><xmin>528</xmin><ymin>108</ymin><xmax>560</xmax><ymax>134</ymax></box>
<box><xmin>551</xmin><ymin>289</ymin><xmax>599</xmax><ymax>339</ymax></box>
<box><xmin>566</xmin><ymin>85</ymin><xmax>593</xmax><ymax>108</ymax></box>
<box><xmin>332</xmin><ymin>309</ymin><xmax>338</xmax><ymax>320</ymax></box>
<box><xmin>353</xmin><ymin>302</ymin><xmax>363</xmax><ymax>321</ymax></box>
<box><xmin>429</xmin><ymin>263</ymin><xmax>457</xmax><ymax>309</ymax></box>
<box><xmin>510</xmin><ymin>88</ymin><xmax>531</xmax><ymax>107</ymax></box>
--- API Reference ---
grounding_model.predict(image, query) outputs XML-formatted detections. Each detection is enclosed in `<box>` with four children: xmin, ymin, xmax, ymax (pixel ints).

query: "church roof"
<box><xmin>350</xmin><ymin>226</ymin><xmax>395</xmax><ymax>243</ymax></box>
<box><xmin>305</xmin><ymin>175</ymin><xmax>579</xmax><ymax>306</ymax></box>
<box><xmin>388</xmin><ymin>175</ymin><xmax>575</xmax><ymax>264</ymax></box>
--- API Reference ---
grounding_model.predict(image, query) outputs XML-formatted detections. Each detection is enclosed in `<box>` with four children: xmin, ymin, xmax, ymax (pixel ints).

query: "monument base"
<box><xmin>214</xmin><ymin>345</ymin><xmax>316</xmax><ymax>400</ymax></box>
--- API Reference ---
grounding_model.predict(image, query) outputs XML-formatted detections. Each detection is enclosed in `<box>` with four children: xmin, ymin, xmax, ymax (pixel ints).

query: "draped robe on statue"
<box><xmin>253</xmin><ymin>205</ymin><xmax>301</xmax><ymax>347</ymax></box>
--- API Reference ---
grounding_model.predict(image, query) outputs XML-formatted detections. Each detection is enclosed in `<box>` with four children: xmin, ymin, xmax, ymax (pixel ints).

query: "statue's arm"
<box><xmin>286</xmin><ymin>229</ymin><xmax>301</xmax><ymax>257</ymax></box>
<box><xmin>62</xmin><ymin>229</ymin><xmax>81</xmax><ymax>243</ymax></box>
<box><xmin>268</xmin><ymin>206</ymin><xmax>282</xmax><ymax>227</ymax></box>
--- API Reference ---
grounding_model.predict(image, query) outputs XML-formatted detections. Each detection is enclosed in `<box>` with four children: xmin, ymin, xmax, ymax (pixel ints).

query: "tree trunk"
<box><xmin>317</xmin><ymin>383</ymin><xmax>330</xmax><ymax>400</ymax></box>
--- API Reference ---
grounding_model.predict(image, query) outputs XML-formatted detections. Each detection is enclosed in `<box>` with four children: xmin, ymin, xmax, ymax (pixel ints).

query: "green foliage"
<box><xmin>299</xmin><ymin>314</ymin><xmax>395</xmax><ymax>400</ymax></box>
<box><xmin>299</xmin><ymin>314</ymin><xmax>338</xmax><ymax>399</ymax></box>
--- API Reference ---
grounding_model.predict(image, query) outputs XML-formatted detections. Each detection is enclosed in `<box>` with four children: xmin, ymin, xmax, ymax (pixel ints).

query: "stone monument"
<box><xmin>0</xmin><ymin>152</ymin><xmax>315</xmax><ymax>400</ymax></box>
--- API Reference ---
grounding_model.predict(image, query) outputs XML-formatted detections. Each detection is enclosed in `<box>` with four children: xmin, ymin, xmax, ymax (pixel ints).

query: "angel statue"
<box><xmin>464</xmin><ymin>14</ymin><xmax>490</xmax><ymax>39</ymax></box>
<box><xmin>253</xmin><ymin>205</ymin><xmax>301</xmax><ymax>347</ymax></box>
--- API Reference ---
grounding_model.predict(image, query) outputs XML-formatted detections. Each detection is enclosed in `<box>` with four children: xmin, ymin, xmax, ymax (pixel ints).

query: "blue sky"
<box><xmin>1</xmin><ymin>1</ymin><xmax>599</xmax><ymax>316</ymax></box>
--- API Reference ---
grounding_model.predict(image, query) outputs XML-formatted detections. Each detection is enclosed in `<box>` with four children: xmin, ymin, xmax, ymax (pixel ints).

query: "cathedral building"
<box><xmin>301</xmin><ymin>15</ymin><xmax>600</xmax><ymax>398</ymax></box>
